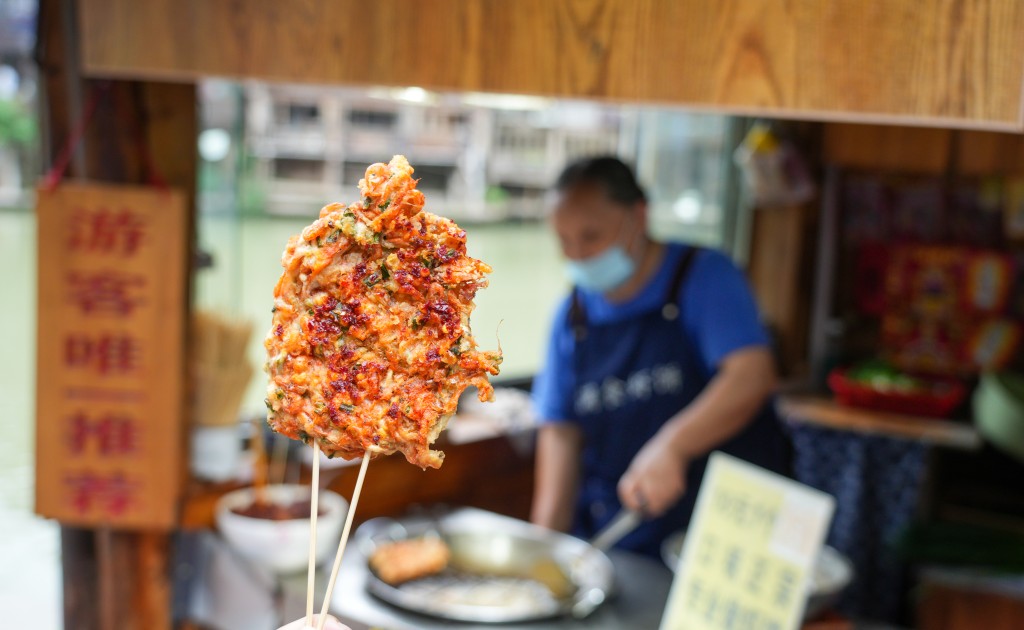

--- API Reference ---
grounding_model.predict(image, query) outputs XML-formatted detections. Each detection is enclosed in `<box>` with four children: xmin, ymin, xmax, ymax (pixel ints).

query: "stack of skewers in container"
<box><xmin>190</xmin><ymin>309</ymin><xmax>255</xmax><ymax>481</ymax></box>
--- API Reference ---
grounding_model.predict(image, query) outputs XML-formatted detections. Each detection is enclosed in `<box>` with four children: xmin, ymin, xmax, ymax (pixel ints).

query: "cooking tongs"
<box><xmin>589</xmin><ymin>509</ymin><xmax>643</xmax><ymax>552</ymax></box>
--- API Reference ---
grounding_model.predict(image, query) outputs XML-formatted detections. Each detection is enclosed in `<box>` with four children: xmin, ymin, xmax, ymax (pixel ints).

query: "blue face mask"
<box><xmin>565</xmin><ymin>244</ymin><xmax>636</xmax><ymax>293</ymax></box>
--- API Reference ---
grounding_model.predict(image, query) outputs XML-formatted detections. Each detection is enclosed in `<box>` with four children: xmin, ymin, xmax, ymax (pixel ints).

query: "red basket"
<box><xmin>827</xmin><ymin>368</ymin><xmax>966</xmax><ymax>418</ymax></box>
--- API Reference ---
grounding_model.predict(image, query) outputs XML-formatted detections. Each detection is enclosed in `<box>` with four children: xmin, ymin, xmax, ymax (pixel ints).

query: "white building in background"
<box><xmin>242</xmin><ymin>84</ymin><xmax>631</xmax><ymax>221</ymax></box>
<box><xmin>0</xmin><ymin>0</ymin><xmax>39</xmax><ymax>210</ymax></box>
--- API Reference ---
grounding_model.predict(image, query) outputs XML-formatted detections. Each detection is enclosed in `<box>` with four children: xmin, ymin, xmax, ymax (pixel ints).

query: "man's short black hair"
<box><xmin>554</xmin><ymin>155</ymin><xmax>647</xmax><ymax>205</ymax></box>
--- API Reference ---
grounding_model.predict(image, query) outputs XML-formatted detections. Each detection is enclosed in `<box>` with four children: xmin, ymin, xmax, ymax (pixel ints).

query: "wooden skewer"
<box><xmin>305</xmin><ymin>442</ymin><xmax>321</xmax><ymax>628</ymax></box>
<box><xmin>316</xmin><ymin>449</ymin><xmax>372</xmax><ymax>630</ymax></box>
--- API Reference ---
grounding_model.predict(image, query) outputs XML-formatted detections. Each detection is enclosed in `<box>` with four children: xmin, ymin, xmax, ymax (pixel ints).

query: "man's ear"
<box><xmin>632</xmin><ymin>200</ymin><xmax>649</xmax><ymax>227</ymax></box>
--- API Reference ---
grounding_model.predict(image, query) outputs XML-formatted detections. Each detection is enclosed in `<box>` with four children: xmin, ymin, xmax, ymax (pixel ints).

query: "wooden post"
<box><xmin>747</xmin><ymin>202</ymin><xmax>817</xmax><ymax>377</ymax></box>
<box><xmin>37</xmin><ymin>1</ymin><xmax>197</xmax><ymax>628</ymax></box>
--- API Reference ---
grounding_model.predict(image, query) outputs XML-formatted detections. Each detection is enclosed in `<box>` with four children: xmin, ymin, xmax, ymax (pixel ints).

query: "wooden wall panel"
<box><xmin>824</xmin><ymin>123</ymin><xmax>1024</xmax><ymax>175</ymax></box>
<box><xmin>957</xmin><ymin>131</ymin><xmax>1024</xmax><ymax>176</ymax></box>
<box><xmin>78</xmin><ymin>0</ymin><xmax>1024</xmax><ymax>129</ymax></box>
<box><xmin>748</xmin><ymin>204</ymin><xmax>816</xmax><ymax>377</ymax></box>
<box><xmin>823</xmin><ymin>123</ymin><xmax>953</xmax><ymax>174</ymax></box>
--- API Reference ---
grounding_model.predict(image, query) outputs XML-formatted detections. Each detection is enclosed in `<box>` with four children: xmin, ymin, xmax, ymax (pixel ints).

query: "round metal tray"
<box><xmin>355</xmin><ymin>508</ymin><xmax>615</xmax><ymax>623</ymax></box>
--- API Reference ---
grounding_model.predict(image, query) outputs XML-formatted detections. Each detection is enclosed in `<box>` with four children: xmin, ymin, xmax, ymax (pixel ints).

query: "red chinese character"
<box><xmin>69</xmin><ymin>207</ymin><xmax>147</xmax><ymax>257</ymax></box>
<box><xmin>64</xmin><ymin>334</ymin><xmax>142</xmax><ymax>375</ymax></box>
<box><xmin>67</xmin><ymin>413</ymin><xmax>91</xmax><ymax>455</ymax></box>
<box><xmin>66</xmin><ymin>413</ymin><xmax>139</xmax><ymax>455</ymax></box>
<box><xmin>67</xmin><ymin>271</ymin><xmax>146</xmax><ymax>316</ymax></box>
<box><xmin>65</xmin><ymin>472</ymin><xmax>103</xmax><ymax>514</ymax></box>
<box><xmin>98</xmin><ymin>415</ymin><xmax>138</xmax><ymax>455</ymax></box>
<box><xmin>64</xmin><ymin>471</ymin><xmax>137</xmax><ymax>517</ymax></box>
<box><xmin>103</xmin><ymin>472</ymin><xmax>136</xmax><ymax>516</ymax></box>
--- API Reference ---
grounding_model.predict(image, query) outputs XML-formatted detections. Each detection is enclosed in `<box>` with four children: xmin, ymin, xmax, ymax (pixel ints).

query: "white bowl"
<box><xmin>190</xmin><ymin>425</ymin><xmax>242</xmax><ymax>482</ymax></box>
<box><xmin>215</xmin><ymin>484</ymin><xmax>348</xmax><ymax>574</ymax></box>
<box><xmin>804</xmin><ymin>545</ymin><xmax>855</xmax><ymax>619</ymax></box>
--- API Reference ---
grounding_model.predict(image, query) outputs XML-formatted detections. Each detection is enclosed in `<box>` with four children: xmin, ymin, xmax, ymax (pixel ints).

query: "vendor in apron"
<box><xmin>531</xmin><ymin>156</ymin><xmax>789</xmax><ymax>558</ymax></box>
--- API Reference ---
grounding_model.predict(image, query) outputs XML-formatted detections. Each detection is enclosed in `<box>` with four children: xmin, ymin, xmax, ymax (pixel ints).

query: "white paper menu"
<box><xmin>660</xmin><ymin>452</ymin><xmax>836</xmax><ymax>630</ymax></box>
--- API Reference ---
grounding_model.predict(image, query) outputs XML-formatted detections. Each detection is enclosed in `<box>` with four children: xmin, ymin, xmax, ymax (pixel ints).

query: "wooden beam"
<box><xmin>77</xmin><ymin>0</ymin><xmax>1024</xmax><ymax>129</ymax></box>
<box><xmin>38</xmin><ymin>0</ymin><xmax>197</xmax><ymax>628</ymax></box>
<box><xmin>60</xmin><ymin>528</ymin><xmax>101</xmax><ymax>630</ymax></box>
<box><xmin>747</xmin><ymin>203</ymin><xmax>816</xmax><ymax>377</ymax></box>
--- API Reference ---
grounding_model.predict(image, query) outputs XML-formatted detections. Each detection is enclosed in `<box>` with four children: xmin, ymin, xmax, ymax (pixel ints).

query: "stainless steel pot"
<box><xmin>354</xmin><ymin>508</ymin><xmax>615</xmax><ymax>623</ymax></box>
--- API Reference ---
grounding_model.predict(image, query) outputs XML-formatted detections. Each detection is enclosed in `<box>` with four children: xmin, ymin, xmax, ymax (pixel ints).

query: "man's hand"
<box><xmin>617</xmin><ymin>347</ymin><xmax>777</xmax><ymax>518</ymax></box>
<box><xmin>617</xmin><ymin>437</ymin><xmax>688</xmax><ymax>517</ymax></box>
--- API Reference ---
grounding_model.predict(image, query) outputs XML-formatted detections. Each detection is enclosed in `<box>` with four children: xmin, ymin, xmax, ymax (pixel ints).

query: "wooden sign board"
<box><xmin>661</xmin><ymin>453</ymin><xmax>835</xmax><ymax>630</ymax></box>
<box><xmin>35</xmin><ymin>182</ymin><xmax>187</xmax><ymax>529</ymax></box>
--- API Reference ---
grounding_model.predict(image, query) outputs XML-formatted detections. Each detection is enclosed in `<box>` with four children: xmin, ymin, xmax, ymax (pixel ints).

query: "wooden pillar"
<box><xmin>37</xmin><ymin>1</ymin><xmax>197</xmax><ymax>628</ymax></box>
<box><xmin>747</xmin><ymin>202</ymin><xmax>817</xmax><ymax>377</ymax></box>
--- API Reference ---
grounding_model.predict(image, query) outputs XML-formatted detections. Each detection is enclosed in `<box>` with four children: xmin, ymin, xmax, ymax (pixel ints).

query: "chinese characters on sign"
<box><xmin>574</xmin><ymin>363</ymin><xmax>684</xmax><ymax>415</ymax></box>
<box><xmin>35</xmin><ymin>183</ymin><xmax>186</xmax><ymax>529</ymax></box>
<box><xmin>660</xmin><ymin>453</ymin><xmax>835</xmax><ymax>630</ymax></box>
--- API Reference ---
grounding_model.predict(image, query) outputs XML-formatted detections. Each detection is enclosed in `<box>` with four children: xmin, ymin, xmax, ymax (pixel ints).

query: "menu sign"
<box><xmin>35</xmin><ymin>182</ymin><xmax>187</xmax><ymax>529</ymax></box>
<box><xmin>661</xmin><ymin>453</ymin><xmax>835</xmax><ymax>630</ymax></box>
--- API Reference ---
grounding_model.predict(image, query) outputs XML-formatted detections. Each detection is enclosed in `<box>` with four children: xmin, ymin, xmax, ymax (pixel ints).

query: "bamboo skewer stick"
<box><xmin>316</xmin><ymin>450</ymin><xmax>371</xmax><ymax>630</ymax></box>
<box><xmin>305</xmin><ymin>442</ymin><xmax>321</xmax><ymax>628</ymax></box>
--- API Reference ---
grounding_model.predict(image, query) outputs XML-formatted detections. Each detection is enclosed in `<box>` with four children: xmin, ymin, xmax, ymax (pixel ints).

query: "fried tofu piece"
<box><xmin>369</xmin><ymin>537</ymin><xmax>451</xmax><ymax>585</ymax></box>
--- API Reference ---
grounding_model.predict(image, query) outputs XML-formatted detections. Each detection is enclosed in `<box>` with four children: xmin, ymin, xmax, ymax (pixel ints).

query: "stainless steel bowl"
<box><xmin>660</xmin><ymin>530</ymin><xmax>854</xmax><ymax>620</ymax></box>
<box><xmin>355</xmin><ymin>508</ymin><xmax>615</xmax><ymax>623</ymax></box>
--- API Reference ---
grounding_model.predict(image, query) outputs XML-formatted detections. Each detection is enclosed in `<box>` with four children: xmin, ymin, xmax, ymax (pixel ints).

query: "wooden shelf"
<box><xmin>779</xmin><ymin>395</ymin><xmax>982</xmax><ymax>450</ymax></box>
<box><xmin>803</xmin><ymin>612</ymin><xmax>854</xmax><ymax>630</ymax></box>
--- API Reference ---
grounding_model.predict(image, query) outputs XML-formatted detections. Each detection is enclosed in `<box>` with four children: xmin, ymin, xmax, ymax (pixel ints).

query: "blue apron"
<box><xmin>568</xmin><ymin>247</ymin><xmax>788</xmax><ymax>557</ymax></box>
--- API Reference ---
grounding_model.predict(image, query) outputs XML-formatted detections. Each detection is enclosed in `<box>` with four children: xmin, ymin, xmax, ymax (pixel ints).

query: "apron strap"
<box><xmin>569</xmin><ymin>288</ymin><xmax>587</xmax><ymax>341</ymax></box>
<box><xmin>661</xmin><ymin>246</ymin><xmax>700</xmax><ymax>321</ymax></box>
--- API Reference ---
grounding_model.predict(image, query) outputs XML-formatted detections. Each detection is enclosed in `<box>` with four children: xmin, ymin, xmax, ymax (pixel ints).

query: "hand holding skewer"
<box><xmin>277</xmin><ymin>614</ymin><xmax>350</xmax><ymax>630</ymax></box>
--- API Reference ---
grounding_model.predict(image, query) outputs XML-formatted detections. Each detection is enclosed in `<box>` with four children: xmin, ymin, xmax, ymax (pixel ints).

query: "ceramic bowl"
<box><xmin>215</xmin><ymin>483</ymin><xmax>347</xmax><ymax>573</ymax></box>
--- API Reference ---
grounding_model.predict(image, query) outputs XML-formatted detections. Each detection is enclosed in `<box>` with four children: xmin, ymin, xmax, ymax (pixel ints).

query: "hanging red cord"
<box><xmin>42</xmin><ymin>80</ymin><xmax>172</xmax><ymax>193</ymax></box>
<box><xmin>41</xmin><ymin>81</ymin><xmax>110</xmax><ymax>191</ymax></box>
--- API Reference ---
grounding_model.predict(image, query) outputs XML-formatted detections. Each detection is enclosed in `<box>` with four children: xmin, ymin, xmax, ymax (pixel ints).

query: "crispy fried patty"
<box><xmin>264</xmin><ymin>156</ymin><xmax>501</xmax><ymax>469</ymax></box>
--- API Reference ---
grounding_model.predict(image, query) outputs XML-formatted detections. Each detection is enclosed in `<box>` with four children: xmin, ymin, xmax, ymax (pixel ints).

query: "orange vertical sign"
<box><xmin>35</xmin><ymin>182</ymin><xmax>187</xmax><ymax>529</ymax></box>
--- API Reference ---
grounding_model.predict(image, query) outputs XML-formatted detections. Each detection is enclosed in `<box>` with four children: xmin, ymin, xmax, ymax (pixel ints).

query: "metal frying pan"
<box><xmin>355</xmin><ymin>508</ymin><xmax>615</xmax><ymax>623</ymax></box>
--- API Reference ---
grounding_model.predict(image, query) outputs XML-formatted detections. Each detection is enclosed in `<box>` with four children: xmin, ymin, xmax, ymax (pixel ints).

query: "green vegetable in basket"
<box><xmin>847</xmin><ymin>360</ymin><xmax>925</xmax><ymax>394</ymax></box>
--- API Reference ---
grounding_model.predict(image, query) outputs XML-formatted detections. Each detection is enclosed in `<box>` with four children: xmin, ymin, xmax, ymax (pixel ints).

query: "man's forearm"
<box><xmin>531</xmin><ymin>423</ymin><xmax>582</xmax><ymax>532</ymax></box>
<box><xmin>661</xmin><ymin>347</ymin><xmax>777</xmax><ymax>459</ymax></box>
